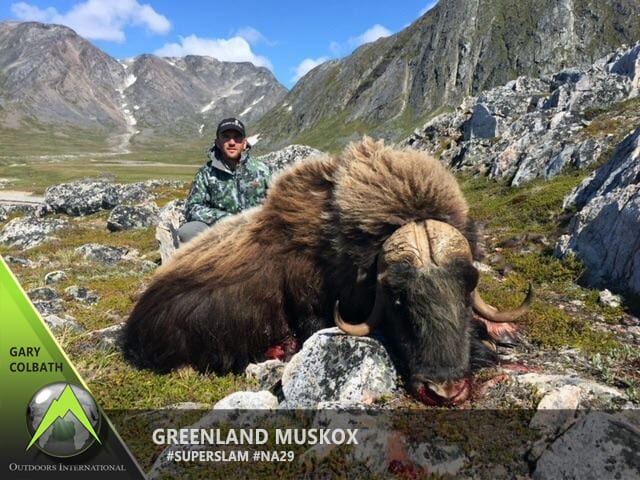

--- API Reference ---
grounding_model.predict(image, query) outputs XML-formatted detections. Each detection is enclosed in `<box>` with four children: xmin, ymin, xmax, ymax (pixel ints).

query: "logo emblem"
<box><xmin>26</xmin><ymin>382</ymin><xmax>101</xmax><ymax>457</ymax></box>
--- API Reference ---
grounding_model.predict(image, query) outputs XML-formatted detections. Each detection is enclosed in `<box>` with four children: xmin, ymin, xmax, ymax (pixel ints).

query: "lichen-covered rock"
<box><xmin>64</xmin><ymin>285</ymin><xmax>99</xmax><ymax>304</ymax></box>
<box><xmin>90</xmin><ymin>324</ymin><xmax>124</xmax><ymax>351</ymax></box>
<box><xmin>155</xmin><ymin>200</ymin><xmax>184</xmax><ymax>264</ymax></box>
<box><xmin>107</xmin><ymin>203</ymin><xmax>158</xmax><ymax>231</ymax></box>
<box><xmin>74</xmin><ymin>243</ymin><xmax>132</xmax><ymax>265</ymax></box>
<box><xmin>44</xmin><ymin>180</ymin><xmax>157</xmax><ymax>216</ymax></box>
<box><xmin>44</xmin><ymin>270</ymin><xmax>67</xmax><ymax>285</ymax></box>
<box><xmin>556</xmin><ymin>127</ymin><xmax>640</xmax><ymax>296</ymax></box>
<box><xmin>43</xmin><ymin>314</ymin><xmax>84</xmax><ymax>333</ymax></box>
<box><xmin>0</xmin><ymin>215</ymin><xmax>67</xmax><ymax>249</ymax></box>
<box><xmin>403</xmin><ymin>43</ymin><xmax>640</xmax><ymax>186</ymax></box>
<box><xmin>27</xmin><ymin>286</ymin><xmax>59</xmax><ymax>301</ymax></box>
<box><xmin>213</xmin><ymin>391</ymin><xmax>279</xmax><ymax>410</ymax></box>
<box><xmin>4</xmin><ymin>255</ymin><xmax>34</xmax><ymax>267</ymax></box>
<box><xmin>44</xmin><ymin>181</ymin><xmax>119</xmax><ymax>215</ymax></box>
<box><xmin>245</xmin><ymin>360</ymin><xmax>285</xmax><ymax>390</ymax></box>
<box><xmin>533</xmin><ymin>412</ymin><xmax>640</xmax><ymax>480</ymax></box>
<box><xmin>280</xmin><ymin>328</ymin><xmax>397</xmax><ymax>409</ymax></box>
<box><xmin>255</xmin><ymin>145</ymin><xmax>324</xmax><ymax>172</ymax></box>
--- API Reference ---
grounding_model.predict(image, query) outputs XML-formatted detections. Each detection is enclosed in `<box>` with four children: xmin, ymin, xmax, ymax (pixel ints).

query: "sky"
<box><xmin>0</xmin><ymin>0</ymin><xmax>438</xmax><ymax>89</ymax></box>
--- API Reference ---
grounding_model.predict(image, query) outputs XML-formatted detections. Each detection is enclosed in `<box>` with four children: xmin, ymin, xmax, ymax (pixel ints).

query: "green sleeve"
<box><xmin>184</xmin><ymin>169</ymin><xmax>231</xmax><ymax>225</ymax></box>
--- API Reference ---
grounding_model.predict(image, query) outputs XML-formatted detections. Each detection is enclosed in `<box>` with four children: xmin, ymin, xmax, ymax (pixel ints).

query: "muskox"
<box><xmin>123</xmin><ymin>137</ymin><xmax>531</xmax><ymax>404</ymax></box>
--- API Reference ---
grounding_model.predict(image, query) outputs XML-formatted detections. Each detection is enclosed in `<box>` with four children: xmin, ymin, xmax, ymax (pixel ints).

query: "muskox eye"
<box><xmin>393</xmin><ymin>297</ymin><xmax>402</xmax><ymax>308</ymax></box>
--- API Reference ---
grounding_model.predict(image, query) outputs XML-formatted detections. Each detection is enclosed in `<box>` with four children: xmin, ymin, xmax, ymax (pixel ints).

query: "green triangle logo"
<box><xmin>0</xmin><ymin>256</ymin><xmax>145</xmax><ymax>477</ymax></box>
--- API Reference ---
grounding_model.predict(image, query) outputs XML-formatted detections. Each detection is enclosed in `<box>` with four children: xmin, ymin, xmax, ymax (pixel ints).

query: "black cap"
<box><xmin>216</xmin><ymin>118</ymin><xmax>246</xmax><ymax>137</ymax></box>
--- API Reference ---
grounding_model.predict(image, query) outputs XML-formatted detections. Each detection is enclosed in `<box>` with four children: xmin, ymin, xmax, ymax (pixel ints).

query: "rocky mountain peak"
<box><xmin>0</xmin><ymin>21</ymin><xmax>287</xmax><ymax>151</ymax></box>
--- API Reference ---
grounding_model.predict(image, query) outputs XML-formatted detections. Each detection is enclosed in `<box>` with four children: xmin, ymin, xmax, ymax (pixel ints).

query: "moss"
<box><xmin>459</xmin><ymin>172</ymin><xmax>584</xmax><ymax>236</ymax></box>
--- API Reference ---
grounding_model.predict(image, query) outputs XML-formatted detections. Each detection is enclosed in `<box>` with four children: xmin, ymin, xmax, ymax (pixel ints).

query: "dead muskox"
<box><xmin>122</xmin><ymin>137</ymin><xmax>532</xmax><ymax>404</ymax></box>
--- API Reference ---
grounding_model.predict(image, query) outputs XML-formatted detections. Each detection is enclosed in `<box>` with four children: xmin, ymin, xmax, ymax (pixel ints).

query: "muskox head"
<box><xmin>335</xmin><ymin>220</ymin><xmax>532</xmax><ymax>405</ymax></box>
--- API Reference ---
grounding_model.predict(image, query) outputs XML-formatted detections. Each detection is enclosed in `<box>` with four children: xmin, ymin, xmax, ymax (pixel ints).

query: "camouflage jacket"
<box><xmin>184</xmin><ymin>146</ymin><xmax>271</xmax><ymax>225</ymax></box>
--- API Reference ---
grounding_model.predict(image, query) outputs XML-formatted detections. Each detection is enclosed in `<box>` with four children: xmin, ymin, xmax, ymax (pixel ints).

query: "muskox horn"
<box><xmin>335</xmin><ymin>274</ymin><xmax>386</xmax><ymax>336</ymax></box>
<box><xmin>472</xmin><ymin>284</ymin><xmax>534</xmax><ymax>323</ymax></box>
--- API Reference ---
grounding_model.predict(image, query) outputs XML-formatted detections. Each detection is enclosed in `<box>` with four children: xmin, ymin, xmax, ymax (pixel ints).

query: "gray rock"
<box><xmin>599</xmin><ymin>289</ymin><xmax>623</xmax><ymax>308</ymax></box>
<box><xmin>533</xmin><ymin>412</ymin><xmax>640</xmax><ymax>480</ymax></box>
<box><xmin>64</xmin><ymin>285</ymin><xmax>99</xmax><ymax>304</ymax></box>
<box><xmin>32</xmin><ymin>299</ymin><xmax>65</xmax><ymax>317</ymax></box>
<box><xmin>245</xmin><ymin>360</ymin><xmax>285</xmax><ymax>390</ymax></box>
<box><xmin>281</xmin><ymin>328</ymin><xmax>397</xmax><ymax>409</ymax></box>
<box><xmin>107</xmin><ymin>203</ymin><xmax>158</xmax><ymax>231</ymax></box>
<box><xmin>43</xmin><ymin>314</ymin><xmax>84</xmax><ymax>333</ymax></box>
<box><xmin>90</xmin><ymin>324</ymin><xmax>123</xmax><ymax>350</ymax></box>
<box><xmin>74</xmin><ymin>243</ymin><xmax>131</xmax><ymax>265</ymax></box>
<box><xmin>213</xmin><ymin>391</ymin><xmax>279</xmax><ymax>410</ymax></box>
<box><xmin>530</xmin><ymin>385</ymin><xmax>582</xmax><ymax>437</ymax></box>
<box><xmin>255</xmin><ymin>145</ymin><xmax>324</xmax><ymax>172</ymax></box>
<box><xmin>44</xmin><ymin>270</ymin><xmax>67</xmax><ymax>285</ymax></box>
<box><xmin>556</xmin><ymin>127</ymin><xmax>640</xmax><ymax>296</ymax></box>
<box><xmin>4</xmin><ymin>255</ymin><xmax>34</xmax><ymax>267</ymax></box>
<box><xmin>155</xmin><ymin>200</ymin><xmax>184</xmax><ymax>264</ymax></box>
<box><xmin>515</xmin><ymin>373</ymin><xmax>625</xmax><ymax>405</ymax></box>
<box><xmin>27</xmin><ymin>287</ymin><xmax>59</xmax><ymax>301</ymax></box>
<box><xmin>0</xmin><ymin>215</ymin><xmax>67</xmax><ymax>249</ymax></box>
<box><xmin>403</xmin><ymin>43</ymin><xmax>640</xmax><ymax>186</ymax></box>
<box><xmin>45</xmin><ymin>181</ymin><xmax>119</xmax><ymax>216</ymax></box>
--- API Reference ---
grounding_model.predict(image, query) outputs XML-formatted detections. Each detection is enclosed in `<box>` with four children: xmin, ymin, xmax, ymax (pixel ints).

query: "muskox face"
<box><xmin>335</xmin><ymin>220</ymin><xmax>531</xmax><ymax>405</ymax></box>
<box><xmin>381</xmin><ymin>259</ymin><xmax>479</xmax><ymax>403</ymax></box>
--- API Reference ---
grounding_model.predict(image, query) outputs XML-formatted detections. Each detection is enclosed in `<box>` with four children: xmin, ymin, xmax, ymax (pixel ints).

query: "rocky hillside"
<box><xmin>0</xmin><ymin>21</ymin><xmax>286</xmax><ymax>151</ymax></box>
<box><xmin>254</xmin><ymin>0</ymin><xmax>640</xmax><ymax>152</ymax></box>
<box><xmin>401</xmin><ymin>43</ymin><xmax>640</xmax><ymax>299</ymax></box>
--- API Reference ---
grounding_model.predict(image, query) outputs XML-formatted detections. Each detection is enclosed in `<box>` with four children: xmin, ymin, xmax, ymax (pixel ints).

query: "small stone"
<box><xmin>245</xmin><ymin>360</ymin><xmax>285</xmax><ymax>390</ymax></box>
<box><xmin>599</xmin><ymin>289</ymin><xmax>622</xmax><ymax>308</ymax></box>
<box><xmin>28</xmin><ymin>287</ymin><xmax>59</xmax><ymax>301</ymax></box>
<box><xmin>64</xmin><ymin>285</ymin><xmax>99</xmax><ymax>304</ymax></box>
<box><xmin>44</xmin><ymin>270</ymin><xmax>67</xmax><ymax>285</ymax></box>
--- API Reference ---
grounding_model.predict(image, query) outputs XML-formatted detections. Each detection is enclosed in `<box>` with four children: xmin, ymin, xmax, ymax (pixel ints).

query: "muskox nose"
<box><xmin>410</xmin><ymin>375</ymin><xmax>471</xmax><ymax>406</ymax></box>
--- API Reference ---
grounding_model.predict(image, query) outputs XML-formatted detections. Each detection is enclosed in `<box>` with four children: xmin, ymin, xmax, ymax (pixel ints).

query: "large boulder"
<box><xmin>44</xmin><ymin>180</ymin><xmax>158</xmax><ymax>216</ymax></box>
<box><xmin>556</xmin><ymin>127</ymin><xmax>640</xmax><ymax>296</ymax></box>
<box><xmin>44</xmin><ymin>181</ymin><xmax>119</xmax><ymax>215</ymax></box>
<box><xmin>533</xmin><ymin>412</ymin><xmax>640</xmax><ymax>480</ymax></box>
<box><xmin>280</xmin><ymin>328</ymin><xmax>397</xmax><ymax>408</ymax></box>
<box><xmin>0</xmin><ymin>215</ymin><xmax>68</xmax><ymax>249</ymax></box>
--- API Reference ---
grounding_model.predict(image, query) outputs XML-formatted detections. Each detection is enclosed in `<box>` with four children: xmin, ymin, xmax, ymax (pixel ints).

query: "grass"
<box><xmin>459</xmin><ymin>170</ymin><xmax>633</xmax><ymax>364</ymax></box>
<box><xmin>460</xmin><ymin>172</ymin><xmax>585</xmax><ymax>237</ymax></box>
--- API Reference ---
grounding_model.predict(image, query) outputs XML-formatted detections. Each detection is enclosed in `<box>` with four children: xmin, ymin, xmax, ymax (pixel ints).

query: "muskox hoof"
<box><xmin>473</xmin><ymin>314</ymin><xmax>521</xmax><ymax>348</ymax></box>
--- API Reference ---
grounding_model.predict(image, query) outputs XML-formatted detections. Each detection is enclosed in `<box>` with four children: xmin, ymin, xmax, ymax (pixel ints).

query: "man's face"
<box><xmin>215</xmin><ymin>130</ymin><xmax>247</xmax><ymax>161</ymax></box>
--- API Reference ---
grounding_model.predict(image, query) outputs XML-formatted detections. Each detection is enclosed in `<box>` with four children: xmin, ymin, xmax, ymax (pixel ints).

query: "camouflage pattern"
<box><xmin>184</xmin><ymin>146</ymin><xmax>271</xmax><ymax>225</ymax></box>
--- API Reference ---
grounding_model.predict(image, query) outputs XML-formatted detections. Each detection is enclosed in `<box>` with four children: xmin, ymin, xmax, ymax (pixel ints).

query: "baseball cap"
<box><xmin>216</xmin><ymin>118</ymin><xmax>246</xmax><ymax>137</ymax></box>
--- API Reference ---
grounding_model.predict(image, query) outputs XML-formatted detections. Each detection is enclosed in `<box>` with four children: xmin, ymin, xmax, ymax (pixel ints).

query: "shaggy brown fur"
<box><xmin>122</xmin><ymin>137</ymin><xmax>479</xmax><ymax>374</ymax></box>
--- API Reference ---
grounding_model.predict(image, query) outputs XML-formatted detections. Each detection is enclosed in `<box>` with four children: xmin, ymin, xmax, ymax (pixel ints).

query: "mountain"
<box><xmin>0</xmin><ymin>21</ymin><xmax>125</xmax><ymax>130</ymax></box>
<box><xmin>254</xmin><ymin>0</ymin><xmax>640</xmax><ymax>152</ymax></box>
<box><xmin>0</xmin><ymin>21</ymin><xmax>287</xmax><ymax>153</ymax></box>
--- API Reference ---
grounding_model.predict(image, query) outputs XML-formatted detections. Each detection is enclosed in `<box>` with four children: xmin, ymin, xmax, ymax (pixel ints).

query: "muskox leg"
<box><xmin>472</xmin><ymin>314</ymin><xmax>520</xmax><ymax>348</ymax></box>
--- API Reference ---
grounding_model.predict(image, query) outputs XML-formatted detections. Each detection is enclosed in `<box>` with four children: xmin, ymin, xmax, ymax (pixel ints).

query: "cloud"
<box><xmin>235</xmin><ymin>26</ymin><xmax>275</xmax><ymax>46</ymax></box>
<box><xmin>329</xmin><ymin>41</ymin><xmax>342</xmax><ymax>56</ymax></box>
<box><xmin>348</xmin><ymin>24</ymin><xmax>392</xmax><ymax>48</ymax></box>
<box><xmin>291</xmin><ymin>56</ymin><xmax>329</xmax><ymax>83</ymax></box>
<box><xmin>10</xmin><ymin>0</ymin><xmax>171</xmax><ymax>43</ymax></box>
<box><xmin>154</xmin><ymin>34</ymin><xmax>273</xmax><ymax>70</ymax></box>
